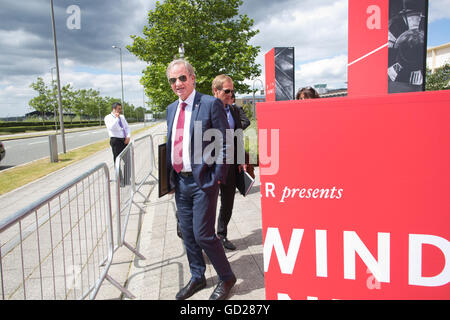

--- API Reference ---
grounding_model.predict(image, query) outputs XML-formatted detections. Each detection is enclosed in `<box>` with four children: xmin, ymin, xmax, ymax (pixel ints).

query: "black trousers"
<box><xmin>110</xmin><ymin>137</ymin><xmax>126</xmax><ymax>162</ymax></box>
<box><xmin>217</xmin><ymin>164</ymin><xmax>237</xmax><ymax>238</ymax></box>
<box><xmin>110</xmin><ymin>137</ymin><xmax>130</xmax><ymax>185</ymax></box>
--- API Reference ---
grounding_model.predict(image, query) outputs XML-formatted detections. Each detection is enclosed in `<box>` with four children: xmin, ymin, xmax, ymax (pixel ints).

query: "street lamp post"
<box><xmin>50</xmin><ymin>67</ymin><xmax>58</xmax><ymax>132</ymax></box>
<box><xmin>143</xmin><ymin>86</ymin><xmax>146</xmax><ymax>125</ymax></box>
<box><xmin>179</xmin><ymin>43</ymin><xmax>185</xmax><ymax>58</ymax></box>
<box><xmin>112</xmin><ymin>45</ymin><xmax>125</xmax><ymax>115</ymax></box>
<box><xmin>97</xmin><ymin>89</ymin><xmax>102</xmax><ymax>126</ymax></box>
<box><xmin>50</xmin><ymin>0</ymin><xmax>66</xmax><ymax>153</ymax></box>
<box><xmin>252</xmin><ymin>79</ymin><xmax>264</xmax><ymax>120</ymax></box>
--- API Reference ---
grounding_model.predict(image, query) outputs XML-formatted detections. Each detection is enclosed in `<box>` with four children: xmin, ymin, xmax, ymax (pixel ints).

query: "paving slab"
<box><xmin>122</xmin><ymin>165</ymin><xmax>266</xmax><ymax>300</ymax></box>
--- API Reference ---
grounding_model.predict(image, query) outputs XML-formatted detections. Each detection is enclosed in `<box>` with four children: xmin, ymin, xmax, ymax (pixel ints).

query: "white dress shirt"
<box><xmin>171</xmin><ymin>90</ymin><xmax>195</xmax><ymax>172</ymax></box>
<box><xmin>104</xmin><ymin>112</ymin><xmax>131</xmax><ymax>138</ymax></box>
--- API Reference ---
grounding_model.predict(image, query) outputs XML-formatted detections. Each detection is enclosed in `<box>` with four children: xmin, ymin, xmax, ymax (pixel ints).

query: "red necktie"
<box><xmin>173</xmin><ymin>102</ymin><xmax>187</xmax><ymax>173</ymax></box>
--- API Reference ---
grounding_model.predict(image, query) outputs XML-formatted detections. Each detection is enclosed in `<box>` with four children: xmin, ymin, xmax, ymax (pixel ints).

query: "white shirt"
<box><xmin>171</xmin><ymin>90</ymin><xmax>195</xmax><ymax>172</ymax></box>
<box><xmin>104</xmin><ymin>112</ymin><xmax>131</xmax><ymax>138</ymax></box>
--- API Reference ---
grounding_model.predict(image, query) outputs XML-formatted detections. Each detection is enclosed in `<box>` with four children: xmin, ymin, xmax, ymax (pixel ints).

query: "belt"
<box><xmin>179</xmin><ymin>171</ymin><xmax>193</xmax><ymax>177</ymax></box>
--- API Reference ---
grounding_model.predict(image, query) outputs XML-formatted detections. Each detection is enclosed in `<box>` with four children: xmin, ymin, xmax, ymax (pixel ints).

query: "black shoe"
<box><xmin>176</xmin><ymin>278</ymin><xmax>207</xmax><ymax>300</ymax></box>
<box><xmin>209</xmin><ymin>275</ymin><xmax>237</xmax><ymax>300</ymax></box>
<box><xmin>220</xmin><ymin>237</ymin><xmax>236</xmax><ymax>251</ymax></box>
<box><xmin>176</xmin><ymin>212</ymin><xmax>183</xmax><ymax>239</ymax></box>
<box><xmin>176</xmin><ymin>222</ymin><xmax>183</xmax><ymax>239</ymax></box>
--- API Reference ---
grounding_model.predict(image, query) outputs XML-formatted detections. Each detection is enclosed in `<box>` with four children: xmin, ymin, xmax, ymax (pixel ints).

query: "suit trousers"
<box><xmin>217</xmin><ymin>164</ymin><xmax>237</xmax><ymax>238</ymax></box>
<box><xmin>175</xmin><ymin>173</ymin><xmax>234</xmax><ymax>282</ymax></box>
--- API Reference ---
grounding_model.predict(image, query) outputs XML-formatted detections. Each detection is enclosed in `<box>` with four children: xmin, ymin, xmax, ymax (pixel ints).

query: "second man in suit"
<box><xmin>212</xmin><ymin>74</ymin><xmax>250</xmax><ymax>251</ymax></box>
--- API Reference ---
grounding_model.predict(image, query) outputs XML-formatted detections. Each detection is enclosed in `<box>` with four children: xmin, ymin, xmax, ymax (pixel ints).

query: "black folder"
<box><xmin>236</xmin><ymin>170</ymin><xmax>255</xmax><ymax>197</ymax></box>
<box><xmin>158</xmin><ymin>143</ymin><xmax>171</xmax><ymax>197</ymax></box>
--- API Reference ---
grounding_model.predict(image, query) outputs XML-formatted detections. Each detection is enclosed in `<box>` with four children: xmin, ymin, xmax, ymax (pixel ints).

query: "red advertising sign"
<box><xmin>265</xmin><ymin>48</ymin><xmax>276</xmax><ymax>102</ymax></box>
<box><xmin>264</xmin><ymin>47</ymin><xmax>295</xmax><ymax>101</ymax></box>
<box><xmin>348</xmin><ymin>0</ymin><xmax>389</xmax><ymax>97</ymax></box>
<box><xmin>257</xmin><ymin>90</ymin><xmax>450</xmax><ymax>299</ymax></box>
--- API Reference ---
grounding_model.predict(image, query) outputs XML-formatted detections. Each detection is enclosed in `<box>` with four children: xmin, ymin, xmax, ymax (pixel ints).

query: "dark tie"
<box><xmin>173</xmin><ymin>102</ymin><xmax>187</xmax><ymax>173</ymax></box>
<box><xmin>118</xmin><ymin>116</ymin><xmax>127</xmax><ymax>138</ymax></box>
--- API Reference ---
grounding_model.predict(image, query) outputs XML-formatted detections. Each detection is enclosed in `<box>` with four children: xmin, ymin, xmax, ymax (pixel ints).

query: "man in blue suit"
<box><xmin>165</xmin><ymin>59</ymin><xmax>236</xmax><ymax>300</ymax></box>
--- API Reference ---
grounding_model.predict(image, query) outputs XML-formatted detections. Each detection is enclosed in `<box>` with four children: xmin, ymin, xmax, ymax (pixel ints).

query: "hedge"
<box><xmin>0</xmin><ymin>121</ymin><xmax>101</xmax><ymax>128</ymax></box>
<box><xmin>0</xmin><ymin>122</ymin><xmax>101</xmax><ymax>133</ymax></box>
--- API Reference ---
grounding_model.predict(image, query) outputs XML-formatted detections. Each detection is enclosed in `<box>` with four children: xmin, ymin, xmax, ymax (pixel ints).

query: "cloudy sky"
<box><xmin>1</xmin><ymin>0</ymin><xmax>449</xmax><ymax>117</ymax></box>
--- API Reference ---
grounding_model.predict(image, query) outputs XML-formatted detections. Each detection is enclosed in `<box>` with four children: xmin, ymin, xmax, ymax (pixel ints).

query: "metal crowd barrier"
<box><xmin>112</xmin><ymin>134</ymin><xmax>160</xmax><ymax>258</ymax></box>
<box><xmin>113</xmin><ymin>141</ymin><xmax>145</xmax><ymax>259</ymax></box>
<box><xmin>0</xmin><ymin>130</ymin><xmax>163</xmax><ymax>300</ymax></box>
<box><xmin>0</xmin><ymin>163</ymin><xmax>133</xmax><ymax>300</ymax></box>
<box><xmin>134</xmin><ymin>134</ymin><xmax>158</xmax><ymax>201</ymax></box>
<box><xmin>112</xmin><ymin>133</ymin><xmax>162</xmax><ymax>259</ymax></box>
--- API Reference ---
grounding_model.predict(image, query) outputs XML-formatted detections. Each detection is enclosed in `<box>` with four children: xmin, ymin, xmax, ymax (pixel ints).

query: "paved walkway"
<box><xmin>96</xmin><ymin>123</ymin><xmax>266</xmax><ymax>300</ymax></box>
<box><xmin>1</xmin><ymin>121</ymin><xmax>266</xmax><ymax>300</ymax></box>
<box><xmin>119</xmin><ymin>168</ymin><xmax>265</xmax><ymax>300</ymax></box>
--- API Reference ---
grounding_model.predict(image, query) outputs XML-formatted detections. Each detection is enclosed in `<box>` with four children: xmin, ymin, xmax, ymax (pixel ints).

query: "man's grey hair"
<box><xmin>166</xmin><ymin>59</ymin><xmax>196</xmax><ymax>79</ymax></box>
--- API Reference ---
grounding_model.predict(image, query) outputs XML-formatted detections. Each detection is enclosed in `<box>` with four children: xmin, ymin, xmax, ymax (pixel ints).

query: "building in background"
<box><xmin>427</xmin><ymin>42</ymin><xmax>450</xmax><ymax>73</ymax></box>
<box><xmin>310</xmin><ymin>84</ymin><xmax>347</xmax><ymax>98</ymax></box>
<box><xmin>317</xmin><ymin>87</ymin><xmax>348</xmax><ymax>98</ymax></box>
<box><xmin>235</xmin><ymin>95</ymin><xmax>265</xmax><ymax>108</ymax></box>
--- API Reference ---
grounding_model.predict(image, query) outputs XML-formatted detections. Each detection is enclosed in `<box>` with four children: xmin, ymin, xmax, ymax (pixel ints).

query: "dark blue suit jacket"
<box><xmin>166</xmin><ymin>91</ymin><xmax>230</xmax><ymax>194</ymax></box>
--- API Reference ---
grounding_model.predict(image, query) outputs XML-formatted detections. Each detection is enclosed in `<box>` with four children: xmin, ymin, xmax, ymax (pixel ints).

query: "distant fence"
<box><xmin>0</xmin><ymin>131</ymin><xmax>161</xmax><ymax>300</ymax></box>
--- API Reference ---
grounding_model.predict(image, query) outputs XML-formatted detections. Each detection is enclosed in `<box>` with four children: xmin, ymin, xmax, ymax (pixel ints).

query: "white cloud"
<box><xmin>428</xmin><ymin>0</ymin><xmax>450</xmax><ymax>22</ymax></box>
<box><xmin>56</xmin><ymin>70</ymin><xmax>146</xmax><ymax>108</ymax></box>
<box><xmin>243</xmin><ymin>0</ymin><xmax>348</xmax><ymax>96</ymax></box>
<box><xmin>0</xmin><ymin>29</ymin><xmax>42</xmax><ymax>48</ymax></box>
<box><xmin>239</xmin><ymin>54</ymin><xmax>347</xmax><ymax>98</ymax></box>
<box><xmin>296</xmin><ymin>54</ymin><xmax>347</xmax><ymax>88</ymax></box>
<box><xmin>0</xmin><ymin>66</ymin><xmax>147</xmax><ymax>117</ymax></box>
<box><xmin>0</xmin><ymin>75</ymin><xmax>36</xmax><ymax>116</ymax></box>
<box><xmin>252</xmin><ymin>0</ymin><xmax>348</xmax><ymax>62</ymax></box>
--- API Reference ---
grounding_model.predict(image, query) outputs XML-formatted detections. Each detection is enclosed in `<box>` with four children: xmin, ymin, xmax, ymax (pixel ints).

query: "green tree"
<box><xmin>51</xmin><ymin>83</ymin><xmax>76</xmax><ymax>122</ymax></box>
<box><xmin>71</xmin><ymin>88</ymin><xmax>102</xmax><ymax>120</ymax></box>
<box><xmin>29</xmin><ymin>76</ymin><xmax>137</xmax><ymax>123</ymax></box>
<box><xmin>99</xmin><ymin>96</ymin><xmax>113</xmax><ymax>119</ymax></box>
<box><xmin>83</xmin><ymin>89</ymin><xmax>101</xmax><ymax>119</ymax></box>
<box><xmin>135</xmin><ymin>107</ymin><xmax>147</xmax><ymax>122</ymax></box>
<box><xmin>29</xmin><ymin>77</ymin><xmax>53</xmax><ymax>123</ymax></box>
<box><xmin>72</xmin><ymin>89</ymin><xmax>88</xmax><ymax>120</ymax></box>
<box><xmin>128</xmin><ymin>0</ymin><xmax>261</xmax><ymax>112</ymax></box>
<box><xmin>61</xmin><ymin>84</ymin><xmax>76</xmax><ymax>121</ymax></box>
<box><xmin>426</xmin><ymin>63</ymin><xmax>450</xmax><ymax>91</ymax></box>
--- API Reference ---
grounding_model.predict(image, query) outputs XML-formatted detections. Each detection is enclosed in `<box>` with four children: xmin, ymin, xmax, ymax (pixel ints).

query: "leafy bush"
<box><xmin>242</xmin><ymin>104</ymin><xmax>253</xmax><ymax>120</ymax></box>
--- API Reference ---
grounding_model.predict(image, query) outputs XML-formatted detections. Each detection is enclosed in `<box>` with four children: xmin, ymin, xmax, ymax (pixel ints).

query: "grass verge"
<box><xmin>244</xmin><ymin>121</ymin><xmax>259</xmax><ymax>165</ymax></box>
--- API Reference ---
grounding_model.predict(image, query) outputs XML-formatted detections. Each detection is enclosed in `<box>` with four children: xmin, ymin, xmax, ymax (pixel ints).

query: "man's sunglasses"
<box><xmin>221</xmin><ymin>89</ymin><xmax>234</xmax><ymax>94</ymax></box>
<box><xmin>169</xmin><ymin>75</ymin><xmax>188</xmax><ymax>84</ymax></box>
